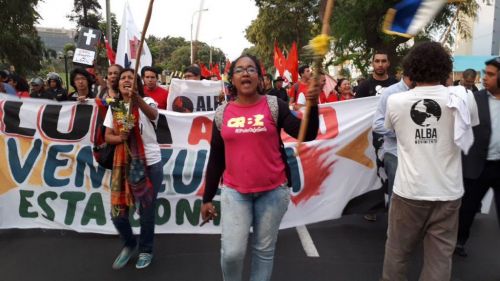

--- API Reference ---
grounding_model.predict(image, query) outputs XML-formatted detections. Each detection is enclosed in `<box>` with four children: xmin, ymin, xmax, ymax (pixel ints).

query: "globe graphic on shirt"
<box><xmin>410</xmin><ymin>99</ymin><xmax>441</xmax><ymax>127</ymax></box>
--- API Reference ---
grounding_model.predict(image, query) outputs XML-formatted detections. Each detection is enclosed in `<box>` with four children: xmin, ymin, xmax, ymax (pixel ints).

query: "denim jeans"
<box><xmin>220</xmin><ymin>184</ymin><xmax>290</xmax><ymax>281</ymax></box>
<box><xmin>111</xmin><ymin>161</ymin><xmax>163</xmax><ymax>254</ymax></box>
<box><xmin>383</xmin><ymin>152</ymin><xmax>398</xmax><ymax>203</ymax></box>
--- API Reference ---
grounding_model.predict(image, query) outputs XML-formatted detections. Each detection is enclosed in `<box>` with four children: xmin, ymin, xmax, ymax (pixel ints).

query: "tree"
<box><xmin>146</xmin><ymin>36</ymin><xmax>227</xmax><ymax>72</ymax></box>
<box><xmin>245</xmin><ymin>0</ymin><xmax>321</xmax><ymax>68</ymax></box>
<box><xmin>245</xmin><ymin>0</ymin><xmax>479</xmax><ymax>76</ymax></box>
<box><xmin>68</xmin><ymin>0</ymin><xmax>102</xmax><ymax>30</ymax></box>
<box><xmin>0</xmin><ymin>0</ymin><xmax>44</xmax><ymax>75</ymax></box>
<box><xmin>99</xmin><ymin>13</ymin><xmax>120</xmax><ymax>51</ymax></box>
<box><xmin>329</xmin><ymin>0</ymin><xmax>479</xmax><ymax>76</ymax></box>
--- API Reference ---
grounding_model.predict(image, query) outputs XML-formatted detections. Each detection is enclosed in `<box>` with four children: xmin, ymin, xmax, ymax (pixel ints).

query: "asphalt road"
<box><xmin>1</xmin><ymin>209</ymin><xmax>498</xmax><ymax>281</ymax></box>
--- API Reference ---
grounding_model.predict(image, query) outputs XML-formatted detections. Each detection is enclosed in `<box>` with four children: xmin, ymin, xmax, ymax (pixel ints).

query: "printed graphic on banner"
<box><xmin>166</xmin><ymin>79</ymin><xmax>224</xmax><ymax>113</ymax></box>
<box><xmin>0</xmin><ymin>96</ymin><xmax>381</xmax><ymax>234</ymax></box>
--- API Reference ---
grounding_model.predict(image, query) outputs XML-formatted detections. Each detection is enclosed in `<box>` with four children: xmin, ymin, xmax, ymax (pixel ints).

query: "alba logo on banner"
<box><xmin>166</xmin><ymin>79</ymin><xmax>224</xmax><ymax>113</ymax></box>
<box><xmin>73</xmin><ymin>27</ymin><xmax>101</xmax><ymax>66</ymax></box>
<box><xmin>116</xmin><ymin>2</ymin><xmax>152</xmax><ymax>72</ymax></box>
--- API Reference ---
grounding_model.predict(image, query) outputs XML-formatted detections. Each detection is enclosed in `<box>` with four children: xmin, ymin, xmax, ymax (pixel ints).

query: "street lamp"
<box><xmin>59</xmin><ymin>50</ymin><xmax>74</xmax><ymax>90</ymax></box>
<box><xmin>190</xmin><ymin>8</ymin><xmax>208</xmax><ymax>64</ymax></box>
<box><xmin>209</xmin><ymin>36</ymin><xmax>222</xmax><ymax>65</ymax></box>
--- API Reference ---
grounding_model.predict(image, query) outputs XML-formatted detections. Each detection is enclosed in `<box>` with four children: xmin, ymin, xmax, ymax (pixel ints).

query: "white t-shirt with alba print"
<box><xmin>104</xmin><ymin>97</ymin><xmax>161</xmax><ymax>166</ymax></box>
<box><xmin>385</xmin><ymin>85</ymin><xmax>477</xmax><ymax>201</ymax></box>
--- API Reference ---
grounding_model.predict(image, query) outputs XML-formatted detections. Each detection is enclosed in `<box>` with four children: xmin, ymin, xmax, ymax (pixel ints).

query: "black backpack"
<box><xmin>92</xmin><ymin>103</ymin><xmax>115</xmax><ymax>170</ymax></box>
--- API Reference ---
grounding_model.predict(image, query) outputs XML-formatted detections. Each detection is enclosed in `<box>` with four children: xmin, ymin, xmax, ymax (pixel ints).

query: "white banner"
<box><xmin>166</xmin><ymin>79</ymin><xmax>225</xmax><ymax>113</ymax></box>
<box><xmin>0</xmin><ymin>95</ymin><xmax>381</xmax><ymax>234</ymax></box>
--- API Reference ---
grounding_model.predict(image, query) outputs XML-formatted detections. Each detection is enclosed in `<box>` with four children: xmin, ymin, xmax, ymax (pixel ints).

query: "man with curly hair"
<box><xmin>381</xmin><ymin>41</ymin><xmax>479</xmax><ymax>281</ymax></box>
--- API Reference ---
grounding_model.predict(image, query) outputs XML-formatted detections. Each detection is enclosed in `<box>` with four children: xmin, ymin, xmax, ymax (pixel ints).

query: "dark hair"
<box><xmin>462</xmin><ymin>69</ymin><xmax>477</xmax><ymax>79</ymax></box>
<box><xmin>9</xmin><ymin>74</ymin><xmax>29</xmax><ymax>92</ymax></box>
<box><xmin>70</xmin><ymin>67</ymin><xmax>95</xmax><ymax>90</ymax></box>
<box><xmin>227</xmin><ymin>54</ymin><xmax>264</xmax><ymax>97</ymax></box>
<box><xmin>299</xmin><ymin>65</ymin><xmax>310</xmax><ymax>76</ymax></box>
<box><xmin>485</xmin><ymin>57</ymin><xmax>500</xmax><ymax>70</ymax></box>
<box><xmin>402</xmin><ymin>42</ymin><xmax>452</xmax><ymax>84</ymax></box>
<box><xmin>141</xmin><ymin>66</ymin><xmax>158</xmax><ymax>77</ymax></box>
<box><xmin>183</xmin><ymin>65</ymin><xmax>201</xmax><ymax>76</ymax></box>
<box><xmin>372</xmin><ymin>49</ymin><xmax>390</xmax><ymax>61</ymax></box>
<box><xmin>335</xmin><ymin>78</ymin><xmax>347</xmax><ymax>93</ymax></box>
<box><xmin>0</xmin><ymin>70</ymin><xmax>8</xmax><ymax>80</ymax></box>
<box><xmin>113</xmin><ymin>68</ymin><xmax>145</xmax><ymax>99</ymax></box>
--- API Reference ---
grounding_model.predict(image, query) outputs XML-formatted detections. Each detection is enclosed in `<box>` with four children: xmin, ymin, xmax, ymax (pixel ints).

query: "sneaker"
<box><xmin>135</xmin><ymin>253</ymin><xmax>153</xmax><ymax>269</ymax></box>
<box><xmin>112</xmin><ymin>247</ymin><xmax>134</xmax><ymax>270</ymax></box>
<box><xmin>363</xmin><ymin>214</ymin><xmax>377</xmax><ymax>222</ymax></box>
<box><xmin>454</xmin><ymin>244</ymin><xmax>468</xmax><ymax>257</ymax></box>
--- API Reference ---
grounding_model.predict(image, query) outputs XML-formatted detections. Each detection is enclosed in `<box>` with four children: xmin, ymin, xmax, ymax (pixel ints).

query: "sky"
<box><xmin>36</xmin><ymin>0</ymin><xmax>259</xmax><ymax>60</ymax></box>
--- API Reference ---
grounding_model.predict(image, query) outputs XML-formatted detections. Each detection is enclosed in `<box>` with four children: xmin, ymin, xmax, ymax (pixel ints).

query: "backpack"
<box><xmin>92</xmin><ymin>102</ymin><xmax>115</xmax><ymax>170</ymax></box>
<box><xmin>214</xmin><ymin>95</ymin><xmax>279</xmax><ymax>131</ymax></box>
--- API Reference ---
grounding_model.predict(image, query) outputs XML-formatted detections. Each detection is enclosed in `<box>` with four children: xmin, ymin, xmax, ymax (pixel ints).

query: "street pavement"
<box><xmin>1</xmin><ymin>208</ymin><xmax>498</xmax><ymax>281</ymax></box>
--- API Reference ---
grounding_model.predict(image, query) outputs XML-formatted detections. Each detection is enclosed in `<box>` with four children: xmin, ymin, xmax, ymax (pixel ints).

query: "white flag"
<box><xmin>116</xmin><ymin>2</ymin><xmax>152</xmax><ymax>71</ymax></box>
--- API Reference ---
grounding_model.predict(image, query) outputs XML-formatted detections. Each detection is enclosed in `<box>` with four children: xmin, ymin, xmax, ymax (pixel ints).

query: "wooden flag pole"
<box><xmin>127</xmin><ymin>0</ymin><xmax>155</xmax><ymax>116</ymax></box>
<box><xmin>295</xmin><ymin>0</ymin><xmax>335</xmax><ymax>155</ymax></box>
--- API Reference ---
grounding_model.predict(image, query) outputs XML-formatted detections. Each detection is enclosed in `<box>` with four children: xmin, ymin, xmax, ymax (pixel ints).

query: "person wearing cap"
<box><xmin>267</xmin><ymin>76</ymin><xmax>289</xmax><ymax>102</ymax></box>
<box><xmin>68</xmin><ymin>67</ymin><xmax>95</xmax><ymax>102</ymax></box>
<box><xmin>456</xmin><ymin>57</ymin><xmax>500</xmax><ymax>257</ymax></box>
<box><xmin>183</xmin><ymin>66</ymin><xmax>201</xmax><ymax>80</ymax></box>
<box><xmin>46</xmin><ymin>72</ymin><xmax>68</xmax><ymax>101</ymax></box>
<box><xmin>29</xmin><ymin>77</ymin><xmax>53</xmax><ymax>100</ymax></box>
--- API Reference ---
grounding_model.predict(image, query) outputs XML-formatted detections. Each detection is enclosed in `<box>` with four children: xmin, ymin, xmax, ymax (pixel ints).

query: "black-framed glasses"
<box><xmin>233</xmin><ymin>66</ymin><xmax>258</xmax><ymax>75</ymax></box>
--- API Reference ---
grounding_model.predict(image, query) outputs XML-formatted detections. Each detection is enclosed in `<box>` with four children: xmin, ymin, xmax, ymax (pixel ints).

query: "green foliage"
<box><xmin>245</xmin><ymin>0</ymin><xmax>321</xmax><ymax>67</ymax></box>
<box><xmin>68</xmin><ymin>0</ymin><xmax>102</xmax><ymax>29</ymax></box>
<box><xmin>146</xmin><ymin>36</ymin><xmax>226</xmax><ymax>72</ymax></box>
<box><xmin>246</xmin><ymin>0</ymin><xmax>479</xmax><ymax>76</ymax></box>
<box><xmin>99</xmin><ymin>13</ymin><xmax>120</xmax><ymax>52</ymax></box>
<box><xmin>0</xmin><ymin>0</ymin><xmax>44</xmax><ymax>75</ymax></box>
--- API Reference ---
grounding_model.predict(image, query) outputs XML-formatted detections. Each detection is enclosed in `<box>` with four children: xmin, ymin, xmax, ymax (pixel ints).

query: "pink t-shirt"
<box><xmin>221</xmin><ymin>97</ymin><xmax>287</xmax><ymax>193</ymax></box>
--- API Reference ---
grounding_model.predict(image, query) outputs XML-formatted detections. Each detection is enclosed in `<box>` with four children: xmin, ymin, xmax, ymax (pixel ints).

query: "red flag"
<box><xmin>224</xmin><ymin>59</ymin><xmax>231</xmax><ymax>75</ymax></box>
<box><xmin>200</xmin><ymin>63</ymin><xmax>211</xmax><ymax>78</ymax></box>
<box><xmin>273</xmin><ymin>41</ymin><xmax>286</xmax><ymax>76</ymax></box>
<box><xmin>211</xmin><ymin>63</ymin><xmax>221</xmax><ymax>80</ymax></box>
<box><xmin>104</xmin><ymin>36</ymin><xmax>116</xmax><ymax>65</ymax></box>
<box><xmin>286</xmin><ymin>41</ymin><xmax>298</xmax><ymax>83</ymax></box>
<box><xmin>260</xmin><ymin>61</ymin><xmax>266</xmax><ymax>76</ymax></box>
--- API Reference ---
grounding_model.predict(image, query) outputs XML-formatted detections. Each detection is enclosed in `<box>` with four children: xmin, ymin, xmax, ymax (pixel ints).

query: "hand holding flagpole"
<box><xmin>127</xmin><ymin>0</ymin><xmax>155</xmax><ymax>117</ymax></box>
<box><xmin>296</xmin><ymin>0</ymin><xmax>335</xmax><ymax>155</ymax></box>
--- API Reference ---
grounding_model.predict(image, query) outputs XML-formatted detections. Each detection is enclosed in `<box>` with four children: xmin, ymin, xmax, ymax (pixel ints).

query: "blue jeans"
<box><xmin>384</xmin><ymin>152</ymin><xmax>398</xmax><ymax>203</ymax></box>
<box><xmin>220</xmin><ymin>184</ymin><xmax>290</xmax><ymax>281</ymax></box>
<box><xmin>111</xmin><ymin>161</ymin><xmax>163</xmax><ymax>254</ymax></box>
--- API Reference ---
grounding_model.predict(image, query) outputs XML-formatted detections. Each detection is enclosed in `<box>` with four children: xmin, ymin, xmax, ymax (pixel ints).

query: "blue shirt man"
<box><xmin>372</xmin><ymin>77</ymin><xmax>411</xmax><ymax>199</ymax></box>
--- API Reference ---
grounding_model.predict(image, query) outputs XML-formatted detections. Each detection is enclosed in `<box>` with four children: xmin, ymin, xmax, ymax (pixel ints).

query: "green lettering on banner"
<box><xmin>19</xmin><ymin>190</ymin><xmax>38</xmax><ymax>218</ymax></box>
<box><xmin>38</xmin><ymin>191</ymin><xmax>57</xmax><ymax>221</ymax></box>
<box><xmin>60</xmin><ymin>191</ymin><xmax>85</xmax><ymax>225</ymax></box>
<box><xmin>81</xmin><ymin>192</ymin><xmax>106</xmax><ymax>226</ymax></box>
<box><xmin>155</xmin><ymin>198</ymin><xmax>171</xmax><ymax>225</ymax></box>
<box><xmin>212</xmin><ymin>200</ymin><xmax>221</xmax><ymax>226</ymax></box>
<box><xmin>176</xmin><ymin>199</ymin><xmax>201</xmax><ymax>226</ymax></box>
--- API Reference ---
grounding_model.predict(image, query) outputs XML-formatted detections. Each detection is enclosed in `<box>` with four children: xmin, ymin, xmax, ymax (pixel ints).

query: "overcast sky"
<box><xmin>36</xmin><ymin>0</ymin><xmax>259</xmax><ymax>60</ymax></box>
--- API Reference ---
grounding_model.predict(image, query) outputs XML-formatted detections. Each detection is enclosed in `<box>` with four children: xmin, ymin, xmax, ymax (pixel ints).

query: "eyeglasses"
<box><xmin>233</xmin><ymin>66</ymin><xmax>258</xmax><ymax>75</ymax></box>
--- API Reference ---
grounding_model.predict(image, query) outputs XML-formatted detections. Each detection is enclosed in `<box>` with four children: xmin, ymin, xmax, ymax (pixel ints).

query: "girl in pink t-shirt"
<box><xmin>201</xmin><ymin>55</ymin><xmax>319</xmax><ymax>281</ymax></box>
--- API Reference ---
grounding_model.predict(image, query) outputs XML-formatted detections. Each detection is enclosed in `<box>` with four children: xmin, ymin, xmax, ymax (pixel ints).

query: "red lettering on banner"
<box><xmin>188</xmin><ymin>116</ymin><xmax>213</xmax><ymax>145</ymax></box>
<box><xmin>281</xmin><ymin>106</ymin><xmax>339</xmax><ymax>142</ymax></box>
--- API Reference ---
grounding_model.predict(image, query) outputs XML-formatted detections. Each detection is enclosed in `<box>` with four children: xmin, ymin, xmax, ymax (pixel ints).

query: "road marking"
<box><xmin>295</xmin><ymin>225</ymin><xmax>320</xmax><ymax>257</ymax></box>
